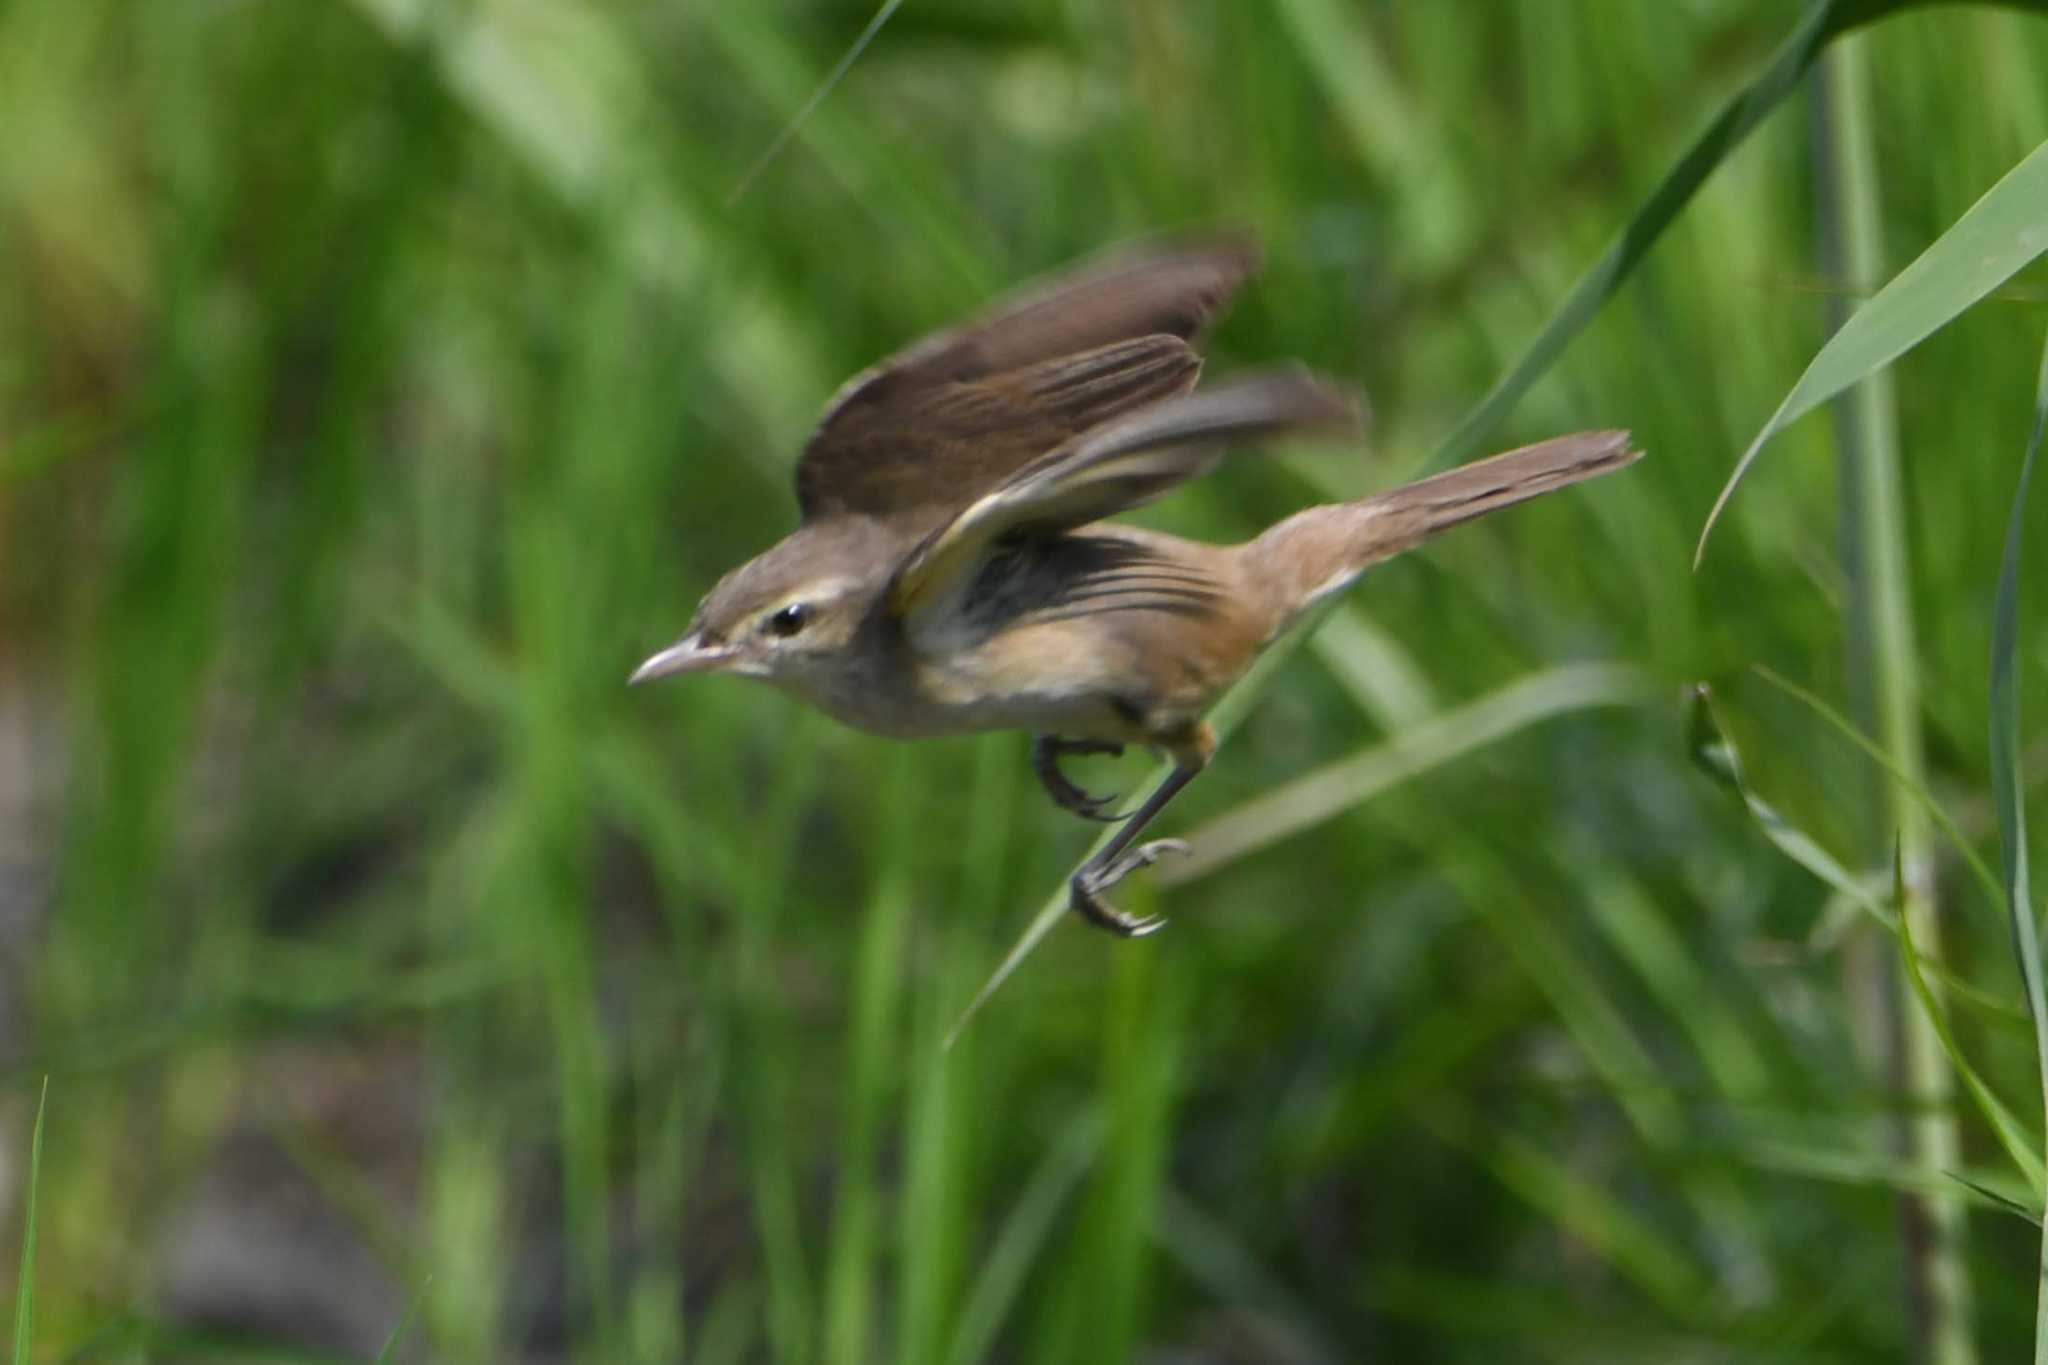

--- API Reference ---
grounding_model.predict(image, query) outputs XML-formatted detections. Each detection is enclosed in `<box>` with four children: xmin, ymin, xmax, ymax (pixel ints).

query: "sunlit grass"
<box><xmin>6</xmin><ymin>1</ymin><xmax>2048</xmax><ymax>1360</ymax></box>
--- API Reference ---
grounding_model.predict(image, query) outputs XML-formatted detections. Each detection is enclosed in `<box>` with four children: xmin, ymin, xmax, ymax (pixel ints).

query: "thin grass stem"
<box><xmin>1815</xmin><ymin>37</ymin><xmax>1974</xmax><ymax>1363</ymax></box>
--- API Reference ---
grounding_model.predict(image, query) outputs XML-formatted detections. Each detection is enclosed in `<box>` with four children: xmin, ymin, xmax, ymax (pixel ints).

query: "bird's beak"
<box><xmin>628</xmin><ymin>633</ymin><xmax>735</xmax><ymax>685</ymax></box>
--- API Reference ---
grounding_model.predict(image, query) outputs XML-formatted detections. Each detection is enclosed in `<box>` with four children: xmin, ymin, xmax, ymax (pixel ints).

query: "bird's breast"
<box><xmin>801</xmin><ymin>528</ymin><xmax>1275</xmax><ymax>743</ymax></box>
<box><xmin>908</xmin><ymin>594</ymin><xmax>1266</xmax><ymax>744</ymax></box>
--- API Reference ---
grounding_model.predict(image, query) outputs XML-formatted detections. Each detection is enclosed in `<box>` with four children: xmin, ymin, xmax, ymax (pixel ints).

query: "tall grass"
<box><xmin>5</xmin><ymin>1</ymin><xmax>2048</xmax><ymax>1360</ymax></box>
<box><xmin>1814</xmin><ymin>36</ymin><xmax>1970</xmax><ymax>1364</ymax></box>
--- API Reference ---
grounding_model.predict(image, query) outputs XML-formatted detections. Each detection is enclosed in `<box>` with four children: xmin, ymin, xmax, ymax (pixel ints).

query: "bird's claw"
<box><xmin>1032</xmin><ymin>737</ymin><xmax>1129</xmax><ymax>822</ymax></box>
<box><xmin>1068</xmin><ymin>839</ymin><xmax>1189</xmax><ymax>938</ymax></box>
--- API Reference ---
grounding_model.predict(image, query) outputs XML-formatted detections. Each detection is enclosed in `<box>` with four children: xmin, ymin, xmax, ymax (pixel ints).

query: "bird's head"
<box><xmin>629</xmin><ymin>519</ymin><xmax>894</xmax><ymax>690</ymax></box>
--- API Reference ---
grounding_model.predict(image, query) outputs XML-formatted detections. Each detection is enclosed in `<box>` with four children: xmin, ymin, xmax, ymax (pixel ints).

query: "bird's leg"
<box><xmin>1069</xmin><ymin>723</ymin><xmax>1214</xmax><ymax>937</ymax></box>
<box><xmin>1031</xmin><ymin>734</ymin><xmax>1128</xmax><ymax>822</ymax></box>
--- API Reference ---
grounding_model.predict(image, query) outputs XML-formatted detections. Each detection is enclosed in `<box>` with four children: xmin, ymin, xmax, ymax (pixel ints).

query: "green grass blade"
<box><xmin>1690</xmin><ymin>685</ymin><xmax>1895</xmax><ymax>924</ymax></box>
<box><xmin>1948</xmin><ymin>1171</ymin><xmax>2043</xmax><ymax>1224</ymax></box>
<box><xmin>952</xmin><ymin>657</ymin><xmax>1639</xmax><ymax>1044</ymax></box>
<box><xmin>10</xmin><ymin>1079</ymin><xmax>46</xmax><ymax>1365</ymax></box>
<box><xmin>1698</xmin><ymin>134</ymin><xmax>2048</xmax><ymax>562</ymax></box>
<box><xmin>1430</xmin><ymin>0</ymin><xmax>1845</xmax><ymax>470</ymax></box>
<box><xmin>1813</xmin><ymin>42</ymin><xmax>1974</xmax><ymax>1359</ymax></box>
<box><xmin>1163</xmin><ymin>662</ymin><xmax>1649</xmax><ymax>883</ymax></box>
<box><xmin>822</xmin><ymin>751</ymin><xmax>918</xmax><ymax>1365</ymax></box>
<box><xmin>726</xmin><ymin>0</ymin><xmax>906</xmax><ymax>206</ymax></box>
<box><xmin>371</xmin><ymin>1282</ymin><xmax>426</xmax><ymax>1365</ymax></box>
<box><xmin>1751</xmin><ymin>665</ymin><xmax>2007</xmax><ymax>911</ymax></box>
<box><xmin>1690</xmin><ymin>685</ymin><xmax>2017</xmax><ymax>1011</ymax></box>
<box><xmin>1427</xmin><ymin>1102</ymin><xmax>1713</xmax><ymax>1317</ymax></box>
<box><xmin>1153</xmin><ymin>1187</ymin><xmax>1346</xmax><ymax>1365</ymax></box>
<box><xmin>1991</xmin><ymin>327</ymin><xmax>2048</xmax><ymax>1360</ymax></box>
<box><xmin>945</xmin><ymin>1114</ymin><xmax>1102</xmax><ymax>1365</ymax></box>
<box><xmin>1270</xmin><ymin>0</ymin><xmax>1469</xmax><ymax>278</ymax></box>
<box><xmin>1738</xmin><ymin>1142</ymin><xmax>2038</xmax><ymax>1220</ymax></box>
<box><xmin>1995</xmin><ymin>331</ymin><xmax>2048</xmax><ymax>1053</ymax></box>
<box><xmin>1058</xmin><ymin>942</ymin><xmax>1180</xmax><ymax>1365</ymax></box>
<box><xmin>1892</xmin><ymin>850</ymin><xmax>2047</xmax><ymax>1195</ymax></box>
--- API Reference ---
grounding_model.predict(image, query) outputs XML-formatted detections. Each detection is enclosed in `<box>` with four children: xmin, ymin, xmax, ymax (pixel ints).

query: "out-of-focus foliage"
<box><xmin>3</xmin><ymin>1</ymin><xmax>2048</xmax><ymax>1361</ymax></box>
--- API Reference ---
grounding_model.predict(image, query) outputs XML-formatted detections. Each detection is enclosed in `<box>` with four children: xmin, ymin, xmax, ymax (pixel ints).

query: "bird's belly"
<box><xmin>768</xmin><ymin>638</ymin><xmax>1127</xmax><ymax>741</ymax></box>
<box><xmin>906</xmin><ymin>620</ymin><xmax>1201</xmax><ymax>743</ymax></box>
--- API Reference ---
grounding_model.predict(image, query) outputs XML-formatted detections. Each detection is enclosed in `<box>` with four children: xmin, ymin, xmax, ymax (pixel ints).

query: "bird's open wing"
<box><xmin>888</xmin><ymin>369</ymin><xmax>1356</xmax><ymax>629</ymax></box>
<box><xmin>794</xmin><ymin>239</ymin><xmax>1259</xmax><ymax>521</ymax></box>
<box><xmin>794</xmin><ymin>335</ymin><xmax>1202</xmax><ymax>523</ymax></box>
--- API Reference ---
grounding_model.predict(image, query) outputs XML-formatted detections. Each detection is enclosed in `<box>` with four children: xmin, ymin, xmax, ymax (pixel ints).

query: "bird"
<box><xmin>631</xmin><ymin>239</ymin><xmax>1640</xmax><ymax>937</ymax></box>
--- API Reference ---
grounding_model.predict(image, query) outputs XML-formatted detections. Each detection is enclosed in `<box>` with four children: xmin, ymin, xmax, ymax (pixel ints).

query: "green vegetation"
<box><xmin>10</xmin><ymin>1081</ymin><xmax>43</xmax><ymax>1365</ymax></box>
<box><xmin>5</xmin><ymin>0</ymin><xmax>2048</xmax><ymax>1359</ymax></box>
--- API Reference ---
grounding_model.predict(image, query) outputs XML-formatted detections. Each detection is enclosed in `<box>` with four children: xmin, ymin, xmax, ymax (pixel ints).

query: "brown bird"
<box><xmin>632</xmin><ymin>240</ymin><xmax>1640</xmax><ymax>936</ymax></box>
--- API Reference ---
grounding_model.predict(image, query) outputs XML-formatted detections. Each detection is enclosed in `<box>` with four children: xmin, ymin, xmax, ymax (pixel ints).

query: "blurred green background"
<box><xmin>5</xmin><ymin>0</ymin><xmax>2048</xmax><ymax>1360</ymax></box>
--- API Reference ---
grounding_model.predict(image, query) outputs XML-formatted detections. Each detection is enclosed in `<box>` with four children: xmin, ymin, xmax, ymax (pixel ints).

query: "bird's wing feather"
<box><xmin>798</xmin><ymin>336</ymin><xmax>1203</xmax><ymax>521</ymax></box>
<box><xmin>888</xmin><ymin>369</ymin><xmax>1356</xmax><ymax>630</ymax></box>
<box><xmin>795</xmin><ymin>240</ymin><xmax>1258</xmax><ymax>520</ymax></box>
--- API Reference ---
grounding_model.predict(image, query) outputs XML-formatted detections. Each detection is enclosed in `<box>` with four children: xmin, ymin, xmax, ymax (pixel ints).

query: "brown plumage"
<box><xmin>633</xmin><ymin>239</ymin><xmax>1642</xmax><ymax>935</ymax></box>
<box><xmin>795</xmin><ymin>240</ymin><xmax>1256</xmax><ymax>520</ymax></box>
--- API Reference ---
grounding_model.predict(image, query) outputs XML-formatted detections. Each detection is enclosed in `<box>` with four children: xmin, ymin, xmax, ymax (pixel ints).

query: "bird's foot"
<box><xmin>1031</xmin><ymin>736</ymin><xmax>1128</xmax><ymax>822</ymax></box>
<box><xmin>1068</xmin><ymin>839</ymin><xmax>1189</xmax><ymax>938</ymax></box>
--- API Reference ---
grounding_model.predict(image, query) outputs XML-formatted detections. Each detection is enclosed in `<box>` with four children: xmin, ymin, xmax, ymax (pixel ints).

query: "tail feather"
<box><xmin>1361</xmin><ymin>428</ymin><xmax>1638</xmax><ymax>539</ymax></box>
<box><xmin>1250</xmin><ymin>429</ymin><xmax>1641</xmax><ymax>622</ymax></box>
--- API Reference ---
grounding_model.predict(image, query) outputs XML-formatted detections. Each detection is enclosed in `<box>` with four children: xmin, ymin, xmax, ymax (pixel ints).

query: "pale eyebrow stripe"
<box><xmin>749</xmin><ymin>577</ymin><xmax>863</xmax><ymax>632</ymax></box>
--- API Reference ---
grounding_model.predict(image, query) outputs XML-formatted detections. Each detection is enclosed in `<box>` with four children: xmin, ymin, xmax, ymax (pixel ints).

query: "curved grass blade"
<box><xmin>1425</xmin><ymin>1102</ymin><xmax>1713</xmax><ymax>1314</ymax></box>
<box><xmin>1163</xmin><ymin>662</ymin><xmax>1650</xmax><ymax>883</ymax></box>
<box><xmin>726</xmin><ymin>0</ymin><xmax>907</xmax><ymax>206</ymax></box>
<box><xmin>372</xmin><ymin>1281</ymin><xmax>427</xmax><ymax>1365</ymax></box>
<box><xmin>944</xmin><ymin>1112</ymin><xmax>1101</xmax><ymax>1365</ymax></box>
<box><xmin>1751</xmin><ymin>665</ymin><xmax>2006</xmax><ymax>912</ymax></box>
<box><xmin>1994</xmin><ymin>330</ymin><xmax>2048</xmax><ymax>1054</ymax></box>
<box><xmin>10</xmin><ymin>1078</ymin><xmax>46</xmax><ymax>1365</ymax></box>
<box><xmin>1433</xmin><ymin>0</ymin><xmax>1866</xmax><ymax>470</ymax></box>
<box><xmin>1698</xmin><ymin>135</ymin><xmax>2048</xmax><ymax>563</ymax></box>
<box><xmin>1991</xmin><ymin>327</ymin><xmax>2048</xmax><ymax>1359</ymax></box>
<box><xmin>1689</xmin><ymin>684</ymin><xmax>1894</xmax><ymax>923</ymax></box>
<box><xmin>1741</xmin><ymin>1141</ymin><xmax>2039</xmax><ymax>1221</ymax></box>
<box><xmin>1688</xmin><ymin>686</ymin><xmax>2011</xmax><ymax>1012</ymax></box>
<box><xmin>1447</xmin><ymin>0</ymin><xmax>2048</xmax><ymax>475</ymax></box>
<box><xmin>1893</xmin><ymin>848</ymin><xmax>2046</xmax><ymax>1196</ymax></box>
<box><xmin>1949</xmin><ymin>1170</ymin><xmax>2042</xmax><ymax>1223</ymax></box>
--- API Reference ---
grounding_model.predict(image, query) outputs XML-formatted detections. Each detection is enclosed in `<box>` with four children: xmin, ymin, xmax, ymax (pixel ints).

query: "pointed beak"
<box><xmin>628</xmin><ymin>633</ymin><xmax>734</xmax><ymax>685</ymax></box>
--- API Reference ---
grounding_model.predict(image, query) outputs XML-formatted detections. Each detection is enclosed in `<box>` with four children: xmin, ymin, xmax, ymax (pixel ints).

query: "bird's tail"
<box><xmin>1248</xmin><ymin>429</ymin><xmax>1642</xmax><ymax>627</ymax></box>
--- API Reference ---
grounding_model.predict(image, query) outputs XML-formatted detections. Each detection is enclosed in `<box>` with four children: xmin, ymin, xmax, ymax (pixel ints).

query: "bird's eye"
<box><xmin>766</xmin><ymin>603</ymin><xmax>810</xmax><ymax>638</ymax></box>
